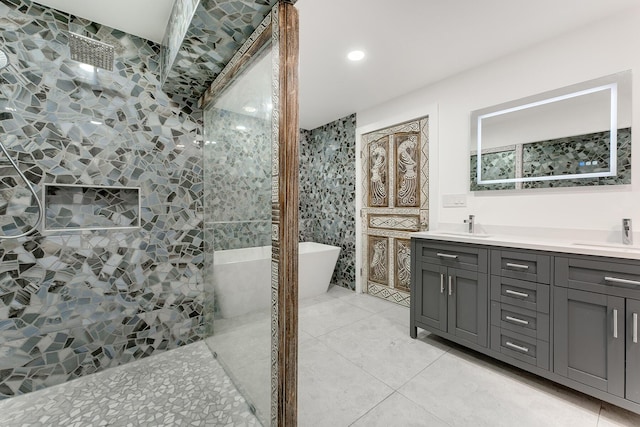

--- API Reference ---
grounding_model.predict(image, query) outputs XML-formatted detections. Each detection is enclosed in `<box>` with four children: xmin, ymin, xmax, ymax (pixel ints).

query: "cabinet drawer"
<box><xmin>491</xmin><ymin>326</ymin><xmax>550</xmax><ymax>370</ymax></box>
<box><xmin>556</xmin><ymin>256</ymin><xmax>640</xmax><ymax>298</ymax></box>
<box><xmin>491</xmin><ymin>249</ymin><xmax>550</xmax><ymax>284</ymax></box>
<box><xmin>415</xmin><ymin>240</ymin><xmax>487</xmax><ymax>273</ymax></box>
<box><xmin>491</xmin><ymin>276</ymin><xmax>550</xmax><ymax>314</ymax></box>
<box><xmin>491</xmin><ymin>301</ymin><xmax>549</xmax><ymax>341</ymax></box>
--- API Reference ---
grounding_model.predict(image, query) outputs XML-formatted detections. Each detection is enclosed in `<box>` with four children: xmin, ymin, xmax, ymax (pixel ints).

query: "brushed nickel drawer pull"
<box><xmin>506</xmin><ymin>263</ymin><xmax>529</xmax><ymax>270</ymax></box>
<box><xmin>634</xmin><ymin>313</ymin><xmax>638</xmax><ymax>344</ymax></box>
<box><xmin>505</xmin><ymin>289</ymin><xmax>529</xmax><ymax>299</ymax></box>
<box><xmin>505</xmin><ymin>341</ymin><xmax>529</xmax><ymax>353</ymax></box>
<box><xmin>604</xmin><ymin>276</ymin><xmax>640</xmax><ymax>287</ymax></box>
<box><xmin>448</xmin><ymin>275</ymin><xmax>453</xmax><ymax>296</ymax></box>
<box><xmin>440</xmin><ymin>273</ymin><xmax>444</xmax><ymax>294</ymax></box>
<box><xmin>437</xmin><ymin>253</ymin><xmax>459</xmax><ymax>259</ymax></box>
<box><xmin>613</xmin><ymin>309</ymin><xmax>619</xmax><ymax>339</ymax></box>
<box><xmin>505</xmin><ymin>315</ymin><xmax>529</xmax><ymax>326</ymax></box>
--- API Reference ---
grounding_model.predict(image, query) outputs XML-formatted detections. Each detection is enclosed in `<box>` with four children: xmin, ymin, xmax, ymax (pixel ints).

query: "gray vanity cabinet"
<box><xmin>410</xmin><ymin>240</ymin><xmax>488</xmax><ymax>348</ymax></box>
<box><xmin>554</xmin><ymin>256</ymin><xmax>640</xmax><ymax>404</ymax></box>
<box><xmin>411</xmin><ymin>237</ymin><xmax>640</xmax><ymax>414</ymax></box>
<box><xmin>413</xmin><ymin>262</ymin><xmax>448</xmax><ymax>333</ymax></box>
<box><xmin>553</xmin><ymin>287</ymin><xmax>625</xmax><ymax>397</ymax></box>
<box><xmin>490</xmin><ymin>249</ymin><xmax>551</xmax><ymax>370</ymax></box>
<box><xmin>627</xmin><ymin>298</ymin><xmax>640</xmax><ymax>404</ymax></box>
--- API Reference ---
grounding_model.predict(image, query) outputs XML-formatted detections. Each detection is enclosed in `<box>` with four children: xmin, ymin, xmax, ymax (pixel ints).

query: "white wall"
<box><xmin>357</xmin><ymin>6</ymin><xmax>640</xmax><ymax>239</ymax></box>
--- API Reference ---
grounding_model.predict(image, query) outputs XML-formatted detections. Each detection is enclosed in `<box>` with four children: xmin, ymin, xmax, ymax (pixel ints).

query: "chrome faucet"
<box><xmin>464</xmin><ymin>215</ymin><xmax>475</xmax><ymax>234</ymax></box>
<box><xmin>623</xmin><ymin>218</ymin><xmax>633</xmax><ymax>245</ymax></box>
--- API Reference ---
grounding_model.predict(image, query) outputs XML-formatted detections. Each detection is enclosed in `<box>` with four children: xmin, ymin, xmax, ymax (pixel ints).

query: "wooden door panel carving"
<box><xmin>368</xmin><ymin>236</ymin><xmax>389</xmax><ymax>286</ymax></box>
<box><xmin>368</xmin><ymin>136</ymin><xmax>389</xmax><ymax>207</ymax></box>
<box><xmin>361</xmin><ymin>117</ymin><xmax>429</xmax><ymax>306</ymax></box>
<box><xmin>395</xmin><ymin>133</ymin><xmax>420</xmax><ymax>208</ymax></box>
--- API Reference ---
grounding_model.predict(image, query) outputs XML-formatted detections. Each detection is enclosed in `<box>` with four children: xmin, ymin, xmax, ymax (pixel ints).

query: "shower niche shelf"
<box><xmin>44</xmin><ymin>184</ymin><xmax>140</xmax><ymax>232</ymax></box>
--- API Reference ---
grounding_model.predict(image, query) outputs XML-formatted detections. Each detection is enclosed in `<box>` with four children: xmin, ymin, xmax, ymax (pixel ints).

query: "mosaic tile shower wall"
<box><xmin>203</xmin><ymin>109</ymin><xmax>272</xmax><ymax>251</ymax></box>
<box><xmin>201</xmin><ymin>107</ymin><xmax>271</xmax><ymax>329</ymax></box>
<box><xmin>161</xmin><ymin>0</ymin><xmax>279</xmax><ymax>108</ymax></box>
<box><xmin>0</xmin><ymin>0</ymin><xmax>204</xmax><ymax>399</ymax></box>
<box><xmin>470</xmin><ymin>128</ymin><xmax>631</xmax><ymax>190</ymax></box>
<box><xmin>300</xmin><ymin>114</ymin><xmax>357</xmax><ymax>290</ymax></box>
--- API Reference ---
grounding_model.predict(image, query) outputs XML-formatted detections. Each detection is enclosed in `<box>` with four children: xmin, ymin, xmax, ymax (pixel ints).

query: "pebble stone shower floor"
<box><xmin>0</xmin><ymin>341</ymin><xmax>259</xmax><ymax>426</ymax></box>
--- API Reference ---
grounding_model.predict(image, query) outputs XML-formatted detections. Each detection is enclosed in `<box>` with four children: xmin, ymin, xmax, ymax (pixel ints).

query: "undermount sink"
<box><xmin>571</xmin><ymin>242</ymin><xmax>640</xmax><ymax>251</ymax></box>
<box><xmin>433</xmin><ymin>231</ymin><xmax>493</xmax><ymax>238</ymax></box>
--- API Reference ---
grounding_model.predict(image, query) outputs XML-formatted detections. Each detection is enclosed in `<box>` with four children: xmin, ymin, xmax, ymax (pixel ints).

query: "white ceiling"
<box><xmin>32</xmin><ymin>0</ymin><xmax>175</xmax><ymax>43</ymax></box>
<box><xmin>29</xmin><ymin>0</ymin><xmax>640</xmax><ymax>129</ymax></box>
<box><xmin>296</xmin><ymin>0</ymin><xmax>639</xmax><ymax>129</ymax></box>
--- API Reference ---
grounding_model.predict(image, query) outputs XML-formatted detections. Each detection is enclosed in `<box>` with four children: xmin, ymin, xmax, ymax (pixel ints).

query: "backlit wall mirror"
<box><xmin>470</xmin><ymin>70</ymin><xmax>632</xmax><ymax>190</ymax></box>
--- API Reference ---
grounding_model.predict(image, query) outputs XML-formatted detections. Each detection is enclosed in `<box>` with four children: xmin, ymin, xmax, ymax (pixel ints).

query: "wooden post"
<box><xmin>276</xmin><ymin>1</ymin><xmax>299</xmax><ymax>425</ymax></box>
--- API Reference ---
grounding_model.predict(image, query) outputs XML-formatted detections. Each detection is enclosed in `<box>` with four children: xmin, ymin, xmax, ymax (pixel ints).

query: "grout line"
<box><xmin>347</xmin><ymin>390</ymin><xmax>396</xmax><ymax>427</ymax></box>
<box><xmin>303</xmin><ymin>339</ymin><xmax>395</xmax><ymax>426</ymax></box>
<box><xmin>394</xmin><ymin>340</ymin><xmax>452</xmax><ymax>390</ymax></box>
<box><xmin>303</xmin><ymin>309</ymin><xmax>377</xmax><ymax>340</ymax></box>
<box><xmin>395</xmin><ymin>387</ymin><xmax>453</xmax><ymax>427</ymax></box>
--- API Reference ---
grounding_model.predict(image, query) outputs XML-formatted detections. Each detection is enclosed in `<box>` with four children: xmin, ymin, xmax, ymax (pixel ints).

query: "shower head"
<box><xmin>0</xmin><ymin>50</ymin><xmax>9</xmax><ymax>70</ymax></box>
<box><xmin>68</xmin><ymin>32</ymin><xmax>114</xmax><ymax>71</ymax></box>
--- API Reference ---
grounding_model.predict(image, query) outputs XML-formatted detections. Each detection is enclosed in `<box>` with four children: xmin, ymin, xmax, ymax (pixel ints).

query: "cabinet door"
<box><xmin>447</xmin><ymin>268</ymin><xmax>488</xmax><ymax>347</ymax></box>
<box><xmin>414</xmin><ymin>262</ymin><xmax>448</xmax><ymax>333</ymax></box>
<box><xmin>554</xmin><ymin>287</ymin><xmax>625</xmax><ymax>397</ymax></box>
<box><xmin>627</xmin><ymin>299</ymin><xmax>640</xmax><ymax>404</ymax></box>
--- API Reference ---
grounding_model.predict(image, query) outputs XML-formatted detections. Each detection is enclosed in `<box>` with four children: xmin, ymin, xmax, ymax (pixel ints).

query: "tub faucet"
<box><xmin>464</xmin><ymin>215</ymin><xmax>475</xmax><ymax>234</ymax></box>
<box><xmin>623</xmin><ymin>218</ymin><xmax>633</xmax><ymax>245</ymax></box>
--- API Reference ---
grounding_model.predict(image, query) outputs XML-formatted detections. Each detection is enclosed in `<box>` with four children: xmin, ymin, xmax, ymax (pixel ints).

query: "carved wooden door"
<box><xmin>361</xmin><ymin>117</ymin><xmax>429</xmax><ymax>306</ymax></box>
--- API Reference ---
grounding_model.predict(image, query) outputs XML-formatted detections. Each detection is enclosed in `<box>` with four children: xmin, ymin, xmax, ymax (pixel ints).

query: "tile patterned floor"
<box><xmin>2</xmin><ymin>285</ymin><xmax>640</xmax><ymax>426</ymax></box>
<box><xmin>297</xmin><ymin>286</ymin><xmax>640</xmax><ymax>427</ymax></box>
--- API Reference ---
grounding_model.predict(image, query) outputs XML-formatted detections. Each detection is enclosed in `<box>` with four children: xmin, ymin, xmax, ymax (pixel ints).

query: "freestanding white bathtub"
<box><xmin>213</xmin><ymin>242</ymin><xmax>341</xmax><ymax>318</ymax></box>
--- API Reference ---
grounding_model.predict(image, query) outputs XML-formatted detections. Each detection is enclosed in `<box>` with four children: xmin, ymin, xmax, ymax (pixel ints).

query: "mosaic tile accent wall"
<box><xmin>161</xmin><ymin>0</ymin><xmax>278</xmax><ymax>108</ymax></box>
<box><xmin>160</xmin><ymin>0</ymin><xmax>199</xmax><ymax>84</ymax></box>
<box><xmin>470</xmin><ymin>151</ymin><xmax>517</xmax><ymax>191</ymax></box>
<box><xmin>0</xmin><ymin>0</ymin><xmax>204</xmax><ymax>399</ymax></box>
<box><xmin>522</xmin><ymin>127</ymin><xmax>631</xmax><ymax>188</ymax></box>
<box><xmin>203</xmin><ymin>108</ymin><xmax>272</xmax><ymax>251</ymax></box>
<box><xmin>299</xmin><ymin>114</ymin><xmax>357</xmax><ymax>290</ymax></box>
<box><xmin>470</xmin><ymin>128</ymin><xmax>631</xmax><ymax>190</ymax></box>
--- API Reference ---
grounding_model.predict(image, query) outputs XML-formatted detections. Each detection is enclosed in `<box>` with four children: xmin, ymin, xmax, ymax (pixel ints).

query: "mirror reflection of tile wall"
<box><xmin>471</xmin><ymin>127</ymin><xmax>631</xmax><ymax>191</ymax></box>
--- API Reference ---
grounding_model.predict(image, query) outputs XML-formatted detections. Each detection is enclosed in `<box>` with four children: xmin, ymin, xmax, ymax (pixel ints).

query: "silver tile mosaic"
<box><xmin>161</xmin><ymin>0</ymin><xmax>279</xmax><ymax>108</ymax></box>
<box><xmin>300</xmin><ymin>114</ymin><xmax>357</xmax><ymax>290</ymax></box>
<box><xmin>161</xmin><ymin>0</ymin><xmax>200</xmax><ymax>84</ymax></box>
<box><xmin>470</xmin><ymin>150</ymin><xmax>517</xmax><ymax>191</ymax></box>
<box><xmin>203</xmin><ymin>108</ymin><xmax>272</xmax><ymax>251</ymax></box>
<box><xmin>523</xmin><ymin>127</ymin><xmax>631</xmax><ymax>188</ymax></box>
<box><xmin>0</xmin><ymin>0</ymin><xmax>204</xmax><ymax>398</ymax></box>
<box><xmin>0</xmin><ymin>341</ymin><xmax>260</xmax><ymax>426</ymax></box>
<box><xmin>470</xmin><ymin>128</ymin><xmax>631</xmax><ymax>190</ymax></box>
<box><xmin>44</xmin><ymin>185</ymin><xmax>140</xmax><ymax>230</ymax></box>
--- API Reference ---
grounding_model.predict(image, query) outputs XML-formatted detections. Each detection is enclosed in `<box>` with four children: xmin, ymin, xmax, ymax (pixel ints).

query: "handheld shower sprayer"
<box><xmin>0</xmin><ymin>141</ymin><xmax>43</xmax><ymax>239</ymax></box>
<box><xmin>0</xmin><ymin>49</ymin><xmax>42</xmax><ymax>239</ymax></box>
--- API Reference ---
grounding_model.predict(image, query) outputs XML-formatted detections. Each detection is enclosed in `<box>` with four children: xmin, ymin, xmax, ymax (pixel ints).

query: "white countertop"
<box><xmin>412</xmin><ymin>230</ymin><xmax>640</xmax><ymax>261</ymax></box>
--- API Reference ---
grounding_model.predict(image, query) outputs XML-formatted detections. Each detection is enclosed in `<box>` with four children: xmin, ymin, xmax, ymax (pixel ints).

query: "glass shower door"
<box><xmin>203</xmin><ymin>45</ymin><xmax>273</xmax><ymax>424</ymax></box>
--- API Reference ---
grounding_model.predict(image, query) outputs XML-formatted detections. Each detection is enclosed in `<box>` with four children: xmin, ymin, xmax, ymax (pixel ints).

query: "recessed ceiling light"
<box><xmin>236</xmin><ymin>125</ymin><xmax>247</xmax><ymax>131</ymax></box>
<box><xmin>347</xmin><ymin>50</ymin><xmax>365</xmax><ymax>61</ymax></box>
<box><xmin>243</xmin><ymin>106</ymin><xmax>257</xmax><ymax>113</ymax></box>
